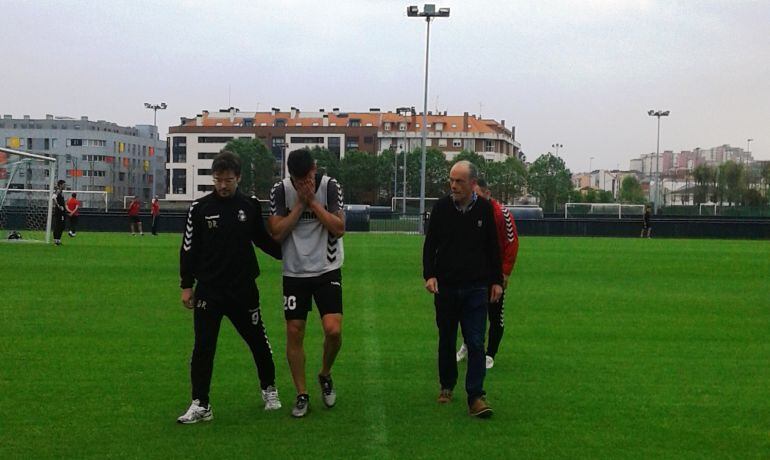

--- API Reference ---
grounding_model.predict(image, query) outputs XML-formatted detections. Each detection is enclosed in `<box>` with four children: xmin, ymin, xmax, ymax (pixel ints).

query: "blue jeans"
<box><xmin>434</xmin><ymin>283</ymin><xmax>488</xmax><ymax>404</ymax></box>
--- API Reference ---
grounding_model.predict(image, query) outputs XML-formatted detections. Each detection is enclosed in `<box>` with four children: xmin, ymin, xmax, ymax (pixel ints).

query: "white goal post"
<box><xmin>699</xmin><ymin>203</ymin><xmax>718</xmax><ymax>216</ymax></box>
<box><xmin>0</xmin><ymin>147</ymin><xmax>57</xmax><ymax>243</ymax></box>
<box><xmin>564</xmin><ymin>202</ymin><xmax>645</xmax><ymax>219</ymax></box>
<box><xmin>390</xmin><ymin>196</ymin><xmax>439</xmax><ymax>213</ymax></box>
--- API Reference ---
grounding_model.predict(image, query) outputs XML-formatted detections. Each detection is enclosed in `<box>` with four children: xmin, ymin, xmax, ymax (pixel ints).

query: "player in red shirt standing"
<box><xmin>127</xmin><ymin>197</ymin><xmax>143</xmax><ymax>236</ymax></box>
<box><xmin>456</xmin><ymin>178</ymin><xmax>519</xmax><ymax>369</ymax></box>
<box><xmin>66</xmin><ymin>192</ymin><xmax>81</xmax><ymax>237</ymax></box>
<box><xmin>151</xmin><ymin>196</ymin><xmax>160</xmax><ymax>235</ymax></box>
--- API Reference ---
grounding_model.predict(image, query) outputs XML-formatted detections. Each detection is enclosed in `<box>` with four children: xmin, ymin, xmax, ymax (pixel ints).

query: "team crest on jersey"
<box><xmin>238</xmin><ymin>210</ymin><xmax>247</xmax><ymax>222</ymax></box>
<box><xmin>478</xmin><ymin>220</ymin><xmax>483</xmax><ymax>227</ymax></box>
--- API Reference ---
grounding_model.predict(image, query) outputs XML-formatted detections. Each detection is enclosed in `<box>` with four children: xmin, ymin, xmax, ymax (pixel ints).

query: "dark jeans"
<box><xmin>151</xmin><ymin>215</ymin><xmax>159</xmax><ymax>235</ymax></box>
<box><xmin>435</xmin><ymin>282</ymin><xmax>488</xmax><ymax>404</ymax></box>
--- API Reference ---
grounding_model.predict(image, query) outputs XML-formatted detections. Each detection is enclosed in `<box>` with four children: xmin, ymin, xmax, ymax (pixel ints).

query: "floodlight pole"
<box><xmin>408</xmin><ymin>4</ymin><xmax>450</xmax><ymax>234</ymax></box>
<box><xmin>647</xmin><ymin>109</ymin><xmax>669</xmax><ymax>215</ymax></box>
<box><xmin>145</xmin><ymin>102</ymin><xmax>167</xmax><ymax>199</ymax></box>
<box><xmin>552</xmin><ymin>143</ymin><xmax>563</xmax><ymax>157</ymax></box>
<box><xmin>396</xmin><ymin>106</ymin><xmax>412</xmax><ymax>214</ymax></box>
<box><xmin>746</xmin><ymin>138</ymin><xmax>753</xmax><ymax>168</ymax></box>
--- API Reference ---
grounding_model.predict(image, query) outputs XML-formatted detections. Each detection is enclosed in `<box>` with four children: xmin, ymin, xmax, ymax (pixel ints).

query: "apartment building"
<box><xmin>166</xmin><ymin>107</ymin><xmax>520</xmax><ymax>201</ymax></box>
<box><xmin>1</xmin><ymin>114</ymin><xmax>166</xmax><ymax>205</ymax></box>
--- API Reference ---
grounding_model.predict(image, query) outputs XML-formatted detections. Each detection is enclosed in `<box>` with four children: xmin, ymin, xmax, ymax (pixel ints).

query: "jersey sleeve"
<box><xmin>269</xmin><ymin>181</ymin><xmax>287</xmax><ymax>217</ymax></box>
<box><xmin>179</xmin><ymin>201</ymin><xmax>200</xmax><ymax>289</ymax></box>
<box><xmin>250</xmin><ymin>196</ymin><xmax>282</xmax><ymax>260</ymax></box>
<box><xmin>499</xmin><ymin>206</ymin><xmax>519</xmax><ymax>275</ymax></box>
<box><xmin>327</xmin><ymin>178</ymin><xmax>343</xmax><ymax>213</ymax></box>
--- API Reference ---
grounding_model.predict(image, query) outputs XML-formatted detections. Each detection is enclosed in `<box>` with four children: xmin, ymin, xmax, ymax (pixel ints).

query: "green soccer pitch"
<box><xmin>1</xmin><ymin>233</ymin><xmax>769</xmax><ymax>458</ymax></box>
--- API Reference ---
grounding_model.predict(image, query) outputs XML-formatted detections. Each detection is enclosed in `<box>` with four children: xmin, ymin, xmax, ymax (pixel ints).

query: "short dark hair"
<box><xmin>477</xmin><ymin>178</ymin><xmax>488</xmax><ymax>188</ymax></box>
<box><xmin>287</xmin><ymin>149</ymin><xmax>315</xmax><ymax>178</ymax></box>
<box><xmin>212</xmin><ymin>151</ymin><xmax>241</xmax><ymax>176</ymax></box>
<box><xmin>57</xmin><ymin>180</ymin><xmax>66</xmax><ymax>187</ymax></box>
<box><xmin>71</xmin><ymin>193</ymin><xmax>77</xmax><ymax>198</ymax></box>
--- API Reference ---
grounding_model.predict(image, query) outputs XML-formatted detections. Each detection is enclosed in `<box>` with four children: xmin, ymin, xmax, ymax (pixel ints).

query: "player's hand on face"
<box><xmin>490</xmin><ymin>284</ymin><xmax>503</xmax><ymax>303</ymax></box>
<box><xmin>503</xmin><ymin>274</ymin><xmax>509</xmax><ymax>290</ymax></box>
<box><xmin>425</xmin><ymin>277</ymin><xmax>439</xmax><ymax>294</ymax></box>
<box><xmin>181</xmin><ymin>288</ymin><xmax>195</xmax><ymax>310</ymax></box>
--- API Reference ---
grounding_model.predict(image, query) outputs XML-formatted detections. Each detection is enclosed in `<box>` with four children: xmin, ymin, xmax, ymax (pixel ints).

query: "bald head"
<box><xmin>449</xmin><ymin>160</ymin><xmax>479</xmax><ymax>207</ymax></box>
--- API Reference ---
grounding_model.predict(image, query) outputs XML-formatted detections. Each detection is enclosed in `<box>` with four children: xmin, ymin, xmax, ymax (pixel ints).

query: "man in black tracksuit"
<box><xmin>177</xmin><ymin>152</ymin><xmax>283</xmax><ymax>424</ymax></box>
<box><xmin>51</xmin><ymin>180</ymin><xmax>66</xmax><ymax>245</ymax></box>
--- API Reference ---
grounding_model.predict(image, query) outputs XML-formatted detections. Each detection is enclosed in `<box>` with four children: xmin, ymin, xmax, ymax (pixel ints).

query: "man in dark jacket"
<box><xmin>423</xmin><ymin>160</ymin><xmax>502</xmax><ymax>418</ymax></box>
<box><xmin>177</xmin><ymin>151</ymin><xmax>283</xmax><ymax>424</ymax></box>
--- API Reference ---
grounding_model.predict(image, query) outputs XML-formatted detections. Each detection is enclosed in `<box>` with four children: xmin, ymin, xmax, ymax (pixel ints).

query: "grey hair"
<box><xmin>454</xmin><ymin>160</ymin><xmax>478</xmax><ymax>180</ymax></box>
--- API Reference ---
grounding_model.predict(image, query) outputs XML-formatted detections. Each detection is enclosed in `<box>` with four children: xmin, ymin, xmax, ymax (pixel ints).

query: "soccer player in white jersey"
<box><xmin>268</xmin><ymin>149</ymin><xmax>345</xmax><ymax>418</ymax></box>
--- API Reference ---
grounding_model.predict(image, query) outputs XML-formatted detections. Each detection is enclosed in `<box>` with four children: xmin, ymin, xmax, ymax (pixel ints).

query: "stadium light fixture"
<box><xmin>552</xmin><ymin>143</ymin><xmax>563</xmax><ymax>157</ymax></box>
<box><xmin>647</xmin><ymin>109</ymin><xmax>670</xmax><ymax>214</ymax></box>
<box><xmin>406</xmin><ymin>4</ymin><xmax>450</xmax><ymax>234</ymax></box>
<box><xmin>145</xmin><ymin>102</ymin><xmax>168</xmax><ymax>198</ymax></box>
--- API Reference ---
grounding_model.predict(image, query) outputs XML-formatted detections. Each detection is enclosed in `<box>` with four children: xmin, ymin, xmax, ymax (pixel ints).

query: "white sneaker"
<box><xmin>177</xmin><ymin>399</ymin><xmax>212</xmax><ymax>424</ymax></box>
<box><xmin>261</xmin><ymin>385</ymin><xmax>282</xmax><ymax>411</ymax></box>
<box><xmin>485</xmin><ymin>355</ymin><xmax>495</xmax><ymax>369</ymax></box>
<box><xmin>456</xmin><ymin>343</ymin><xmax>468</xmax><ymax>362</ymax></box>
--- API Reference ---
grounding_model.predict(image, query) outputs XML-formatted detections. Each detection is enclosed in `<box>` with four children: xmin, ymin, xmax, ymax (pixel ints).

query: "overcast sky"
<box><xmin>2</xmin><ymin>0</ymin><xmax>768</xmax><ymax>172</ymax></box>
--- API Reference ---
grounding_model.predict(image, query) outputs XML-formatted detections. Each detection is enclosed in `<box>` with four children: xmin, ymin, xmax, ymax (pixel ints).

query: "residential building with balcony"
<box><xmin>166</xmin><ymin>107</ymin><xmax>520</xmax><ymax>201</ymax></box>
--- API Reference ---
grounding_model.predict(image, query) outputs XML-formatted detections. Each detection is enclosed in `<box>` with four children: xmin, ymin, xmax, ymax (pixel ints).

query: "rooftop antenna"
<box><xmin>478</xmin><ymin>102</ymin><xmax>483</xmax><ymax>118</ymax></box>
<box><xmin>228</xmin><ymin>84</ymin><xmax>231</xmax><ymax>107</ymax></box>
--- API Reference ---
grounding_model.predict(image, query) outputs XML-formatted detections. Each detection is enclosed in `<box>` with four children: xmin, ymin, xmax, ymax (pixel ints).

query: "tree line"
<box><xmin>223</xmin><ymin>138</ymin><xmax>770</xmax><ymax>211</ymax></box>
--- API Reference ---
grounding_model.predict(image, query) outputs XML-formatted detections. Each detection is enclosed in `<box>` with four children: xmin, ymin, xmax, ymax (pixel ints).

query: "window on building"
<box><xmin>275</xmin><ymin>119</ymin><xmax>287</xmax><ymax>127</ymax></box>
<box><xmin>197</xmin><ymin>136</ymin><xmax>233</xmax><ymax>143</ymax></box>
<box><xmin>438</xmin><ymin>139</ymin><xmax>447</xmax><ymax>147</ymax></box>
<box><xmin>346</xmin><ymin>137</ymin><xmax>359</xmax><ymax>150</ymax></box>
<box><xmin>453</xmin><ymin>139</ymin><xmax>462</xmax><ymax>148</ymax></box>
<box><xmin>173</xmin><ymin>169</ymin><xmax>187</xmax><ymax>195</ymax></box>
<box><xmin>328</xmin><ymin>136</ymin><xmax>341</xmax><ymax>158</ymax></box>
<box><xmin>44</xmin><ymin>139</ymin><xmax>50</xmax><ymax>150</ymax></box>
<box><xmin>384</xmin><ymin>122</ymin><xmax>391</xmax><ymax>131</ymax></box>
<box><xmin>425</xmin><ymin>138</ymin><xmax>432</xmax><ymax>147</ymax></box>
<box><xmin>399</xmin><ymin>123</ymin><xmax>406</xmax><ymax>131</ymax></box>
<box><xmin>364</xmin><ymin>136</ymin><xmax>373</xmax><ymax>144</ymax></box>
<box><xmin>119</xmin><ymin>172</ymin><xmax>126</xmax><ymax>181</ymax></box>
<box><xmin>198</xmin><ymin>168</ymin><xmax>212</xmax><ymax>175</ymax></box>
<box><xmin>198</xmin><ymin>184</ymin><xmax>214</xmax><ymax>192</ymax></box>
<box><xmin>485</xmin><ymin>140</ymin><xmax>494</xmax><ymax>152</ymax></box>
<box><xmin>435</xmin><ymin>123</ymin><xmax>443</xmax><ymax>131</ymax></box>
<box><xmin>173</xmin><ymin>137</ymin><xmax>187</xmax><ymax>163</ymax></box>
<box><xmin>198</xmin><ymin>152</ymin><xmax>218</xmax><ymax>160</ymax></box>
<box><xmin>290</xmin><ymin>137</ymin><xmax>325</xmax><ymax>144</ymax></box>
<box><xmin>349</xmin><ymin>119</ymin><xmax>361</xmax><ymax>127</ymax></box>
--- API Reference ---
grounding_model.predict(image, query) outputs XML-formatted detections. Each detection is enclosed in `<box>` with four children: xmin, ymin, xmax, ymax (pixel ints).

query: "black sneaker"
<box><xmin>292</xmin><ymin>394</ymin><xmax>310</xmax><ymax>418</ymax></box>
<box><xmin>318</xmin><ymin>374</ymin><xmax>336</xmax><ymax>408</ymax></box>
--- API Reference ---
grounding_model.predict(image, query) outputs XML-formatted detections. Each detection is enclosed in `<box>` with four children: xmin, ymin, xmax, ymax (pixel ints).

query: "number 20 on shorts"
<box><xmin>283</xmin><ymin>295</ymin><xmax>297</xmax><ymax>311</ymax></box>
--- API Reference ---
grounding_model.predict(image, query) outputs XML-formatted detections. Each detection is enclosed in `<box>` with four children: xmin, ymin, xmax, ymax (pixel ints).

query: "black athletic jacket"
<box><xmin>180</xmin><ymin>190</ymin><xmax>281</xmax><ymax>289</ymax></box>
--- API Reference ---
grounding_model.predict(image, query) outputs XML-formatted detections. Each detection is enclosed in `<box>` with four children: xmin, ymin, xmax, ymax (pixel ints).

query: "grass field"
<box><xmin>1</xmin><ymin>233</ymin><xmax>769</xmax><ymax>459</ymax></box>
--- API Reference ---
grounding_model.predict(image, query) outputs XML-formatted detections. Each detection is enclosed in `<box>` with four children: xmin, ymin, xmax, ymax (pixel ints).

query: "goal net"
<box><xmin>0</xmin><ymin>148</ymin><xmax>57</xmax><ymax>243</ymax></box>
<box><xmin>699</xmin><ymin>203</ymin><xmax>718</xmax><ymax>216</ymax></box>
<box><xmin>564</xmin><ymin>203</ymin><xmax>645</xmax><ymax>219</ymax></box>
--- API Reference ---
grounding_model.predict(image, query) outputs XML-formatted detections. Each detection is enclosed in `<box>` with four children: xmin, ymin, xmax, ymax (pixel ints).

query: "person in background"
<box><xmin>127</xmin><ymin>197</ymin><xmax>143</xmax><ymax>236</ymax></box>
<box><xmin>151</xmin><ymin>196</ymin><xmax>160</xmax><ymax>236</ymax></box>
<box><xmin>641</xmin><ymin>205</ymin><xmax>652</xmax><ymax>238</ymax></box>
<box><xmin>51</xmin><ymin>180</ymin><xmax>67</xmax><ymax>246</ymax></box>
<box><xmin>66</xmin><ymin>192</ymin><xmax>81</xmax><ymax>237</ymax></box>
